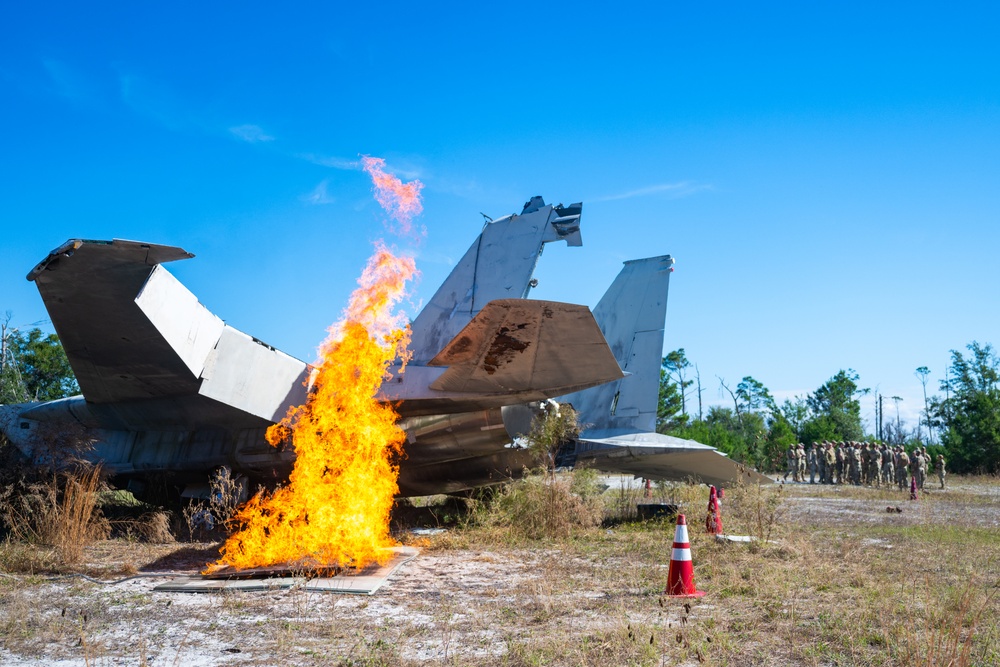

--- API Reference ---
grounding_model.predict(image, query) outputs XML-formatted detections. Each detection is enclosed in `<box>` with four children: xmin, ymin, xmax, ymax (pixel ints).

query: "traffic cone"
<box><xmin>910</xmin><ymin>476</ymin><xmax>918</xmax><ymax>501</ymax></box>
<box><xmin>706</xmin><ymin>486</ymin><xmax>722</xmax><ymax>535</ymax></box>
<box><xmin>665</xmin><ymin>514</ymin><xmax>707</xmax><ymax>598</ymax></box>
<box><xmin>715</xmin><ymin>488</ymin><xmax>724</xmax><ymax>534</ymax></box>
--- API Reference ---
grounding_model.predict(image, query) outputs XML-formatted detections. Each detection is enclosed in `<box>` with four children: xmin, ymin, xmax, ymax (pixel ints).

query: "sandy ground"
<box><xmin>0</xmin><ymin>546</ymin><xmax>688</xmax><ymax>666</ymax></box>
<box><xmin>1</xmin><ymin>477</ymin><xmax>997</xmax><ymax>666</ymax></box>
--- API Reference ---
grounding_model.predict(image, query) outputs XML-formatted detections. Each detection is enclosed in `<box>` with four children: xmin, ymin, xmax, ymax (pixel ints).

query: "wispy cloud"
<box><xmin>592</xmin><ymin>181</ymin><xmax>710</xmax><ymax>202</ymax></box>
<box><xmin>301</xmin><ymin>180</ymin><xmax>335</xmax><ymax>205</ymax></box>
<box><xmin>229</xmin><ymin>124</ymin><xmax>274</xmax><ymax>143</ymax></box>
<box><xmin>299</xmin><ymin>154</ymin><xmax>362</xmax><ymax>170</ymax></box>
<box><xmin>42</xmin><ymin>59</ymin><xmax>101</xmax><ymax>109</ymax></box>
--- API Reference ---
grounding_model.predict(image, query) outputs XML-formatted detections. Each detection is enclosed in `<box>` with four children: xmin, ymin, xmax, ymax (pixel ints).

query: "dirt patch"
<box><xmin>1</xmin><ymin>478</ymin><xmax>998</xmax><ymax>666</ymax></box>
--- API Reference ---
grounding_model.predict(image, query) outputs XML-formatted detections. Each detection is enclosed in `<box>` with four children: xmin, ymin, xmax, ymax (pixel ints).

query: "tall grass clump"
<box><xmin>722</xmin><ymin>471</ymin><xmax>785</xmax><ymax>543</ymax></box>
<box><xmin>2</xmin><ymin>465</ymin><xmax>109</xmax><ymax>566</ymax></box>
<box><xmin>887</xmin><ymin>578</ymin><xmax>996</xmax><ymax>667</ymax></box>
<box><xmin>471</xmin><ymin>470</ymin><xmax>603</xmax><ymax>541</ymax></box>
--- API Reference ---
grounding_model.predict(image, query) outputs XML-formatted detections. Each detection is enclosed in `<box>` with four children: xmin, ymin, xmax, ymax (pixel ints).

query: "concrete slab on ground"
<box><xmin>152</xmin><ymin>546</ymin><xmax>418</xmax><ymax>595</ymax></box>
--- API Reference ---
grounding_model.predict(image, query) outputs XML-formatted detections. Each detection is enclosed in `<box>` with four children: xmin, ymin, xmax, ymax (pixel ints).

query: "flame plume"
<box><xmin>361</xmin><ymin>156</ymin><xmax>424</xmax><ymax>235</ymax></box>
<box><xmin>208</xmin><ymin>246</ymin><xmax>415</xmax><ymax>572</ymax></box>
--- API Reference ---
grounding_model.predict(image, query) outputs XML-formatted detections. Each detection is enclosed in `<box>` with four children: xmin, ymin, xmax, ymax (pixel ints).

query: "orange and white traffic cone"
<box><xmin>706</xmin><ymin>486</ymin><xmax>722</xmax><ymax>534</ymax></box>
<box><xmin>665</xmin><ymin>514</ymin><xmax>707</xmax><ymax>598</ymax></box>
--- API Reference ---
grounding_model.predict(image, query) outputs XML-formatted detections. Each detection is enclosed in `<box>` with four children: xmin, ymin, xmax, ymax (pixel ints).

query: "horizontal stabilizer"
<box><xmin>574</xmin><ymin>431</ymin><xmax>772</xmax><ymax>487</ymax></box>
<box><xmin>27</xmin><ymin>238</ymin><xmax>309</xmax><ymax>428</ymax></box>
<box><xmin>428</xmin><ymin>299</ymin><xmax>624</xmax><ymax>395</ymax></box>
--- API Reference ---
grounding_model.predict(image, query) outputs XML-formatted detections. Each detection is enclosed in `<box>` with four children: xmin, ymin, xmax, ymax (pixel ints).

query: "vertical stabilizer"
<box><xmin>561</xmin><ymin>255</ymin><xmax>674</xmax><ymax>435</ymax></box>
<box><xmin>407</xmin><ymin>197</ymin><xmax>583</xmax><ymax>364</ymax></box>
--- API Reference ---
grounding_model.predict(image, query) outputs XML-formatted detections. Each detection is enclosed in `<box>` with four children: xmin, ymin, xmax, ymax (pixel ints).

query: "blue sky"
<box><xmin>3</xmin><ymin>2</ymin><xmax>998</xmax><ymax>433</ymax></box>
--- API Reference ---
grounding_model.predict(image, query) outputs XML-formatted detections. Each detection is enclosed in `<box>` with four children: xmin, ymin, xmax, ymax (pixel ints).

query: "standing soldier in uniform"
<box><xmin>937</xmin><ymin>454</ymin><xmax>946</xmax><ymax>489</ymax></box>
<box><xmin>797</xmin><ymin>443</ymin><xmax>807</xmax><ymax>482</ymax></box>
<box><xmin>851</xmin><ymin>443</ymin><xmax>863</xmax><ymax>485</ymax></box>
<box><xmin>807</xmin><ymin>443</ymin><xmax>818</xmax><ymax>484</ymax></box>
<box><xmin>854</xmin><ymin>442</ymin><xmax>871</xmax><ymax>484</ymax></box>
<box><xmin>816</xmin><ymin>442</ymin><xmax>830</xmax><ymax>484</ymax></box>
<box><xmin>785</xmin><ymin>444</ymin><xmax>798</xmax><ymax>482</ymax></box>
<box><xmin>881</xmin><ymin>444</ymin><xmax>894</xmax><ymax>488</ymax></box>
<box><xmin>869</xmin><ymin>444</ymin><xmax>882</xmax><ymax>488</ymax></box>
<box><xmin>824</xmin><ymin>442</ymin><xmax>836</xmax><ymax>484</ymax></box>
<box><xmin>918</xmin><ymin>447</ymin><xmax>929</xmax><ymax>490</ymax></box>
<box><xmin>897</xmin><ymin>447</ymin><xmax>910</xmax><ymax>490</ymax></box>
<box><xmin>835</xmin><ymin>442</ymin><xmax>845</xmax><ymax>484</ymax></box>
<box><xmin>909</xmin><ymin>448</ymin><xmax>922</xmax><ymax>490</ymax></box>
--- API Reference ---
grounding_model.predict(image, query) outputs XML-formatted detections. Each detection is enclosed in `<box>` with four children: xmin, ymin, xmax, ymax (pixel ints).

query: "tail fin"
<box><xmin>407</xmin><ymin>197</ymin><xmax>583</xmax><ymax>364</ymax></box>
<box><xmin>560</xmin><ymin>255</ymin><xmax>674</xmax><ymax>435</ymax></box>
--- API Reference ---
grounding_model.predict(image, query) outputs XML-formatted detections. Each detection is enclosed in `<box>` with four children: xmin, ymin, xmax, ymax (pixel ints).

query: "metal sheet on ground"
<box><xmin>152</xmin><ymin>546</ymin><xmax>418</xmax><ymax>595</ymax></box>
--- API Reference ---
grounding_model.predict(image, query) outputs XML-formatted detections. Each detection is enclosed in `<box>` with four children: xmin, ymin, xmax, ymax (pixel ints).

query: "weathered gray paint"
<box><xmin>2</xmin><ymin>197</ymin><xmax>764</xmax><ymax>496</ymax></box>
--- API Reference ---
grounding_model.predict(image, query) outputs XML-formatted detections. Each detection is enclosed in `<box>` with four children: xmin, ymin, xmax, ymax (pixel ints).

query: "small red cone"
<box><xmin>706</xmin><ymin>486</ymin><xmax>722</xmax><ymax>534</ymax></box>
<box><xmin>665</xmin><ymin>514</ymin><xmax>707</xmax><ymax>598</ymax></box>
<box><xmin>910</xmin><ymin>476</ymin><xmax>918</xmax><ymax>501</ymax></box>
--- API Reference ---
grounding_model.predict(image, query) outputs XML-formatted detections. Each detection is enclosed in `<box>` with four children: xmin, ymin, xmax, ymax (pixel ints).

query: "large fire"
<box><xmin>207</xmin><ymin>160</ymin><xmax>421</xmax><ymax>573</ymax></box>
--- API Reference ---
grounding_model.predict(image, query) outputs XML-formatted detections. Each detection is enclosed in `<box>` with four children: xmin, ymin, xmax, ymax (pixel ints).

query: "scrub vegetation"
<box><xmin>1</xmin><ymin>473</ymin><xmax>997</xmax><ymax>666</ymax></box>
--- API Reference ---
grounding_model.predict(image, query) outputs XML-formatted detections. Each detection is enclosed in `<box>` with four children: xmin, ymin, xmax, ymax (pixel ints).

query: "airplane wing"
<box><xmin>428</xmin><ymin>299</ymin><xmax>623</xmax><ymax>394</ymax></box>
<box><xmin>573</xmin><ymin>431</ymin><xmax>773</xmax><ymax>487</ymax></box>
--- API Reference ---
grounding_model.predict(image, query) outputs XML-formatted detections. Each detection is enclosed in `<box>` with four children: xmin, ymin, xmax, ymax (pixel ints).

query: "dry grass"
<box><xmin>2</xmin><ymin>466</ymin><xmax>109</xmax><ymax>567</ymax></box>
<box><xmin>0</xmin><ymin>477</ymin><xmax>998</xmax><ymax>665</ymax></box>
<box><xmin>465</xmin><ymin>472</ymin><xmax>603</xmax><ymax>542</ymax></box>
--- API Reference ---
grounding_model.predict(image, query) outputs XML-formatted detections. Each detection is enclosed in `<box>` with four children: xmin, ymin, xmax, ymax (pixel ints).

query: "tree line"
<box><xmin>1</xmin><ymin>315</ymin><xmax>78</xmax><ymax>404</ymax></box>
<box><xmin>658</xmin><ymin>342</ymin><xmax>1000</xmax><ymax>475</ymax></box>
<box><xmin>1</xmin><ymin>312</ymin><xmax>996</xmax><ymax>476</ymax></box>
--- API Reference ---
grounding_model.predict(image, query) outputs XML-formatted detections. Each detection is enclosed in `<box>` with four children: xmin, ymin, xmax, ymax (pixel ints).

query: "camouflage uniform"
<box><xmin>815</xmin><ymin>443</ymin><xmax>826</xmax><ymax>484</ymax></box>
<box><xmin>808</xmin><ymin>444</ymin><xmax>819</xmax><ymax>484</ymax></box>
<box><xmin>918</xmin><ymin>448</ymin><xmax>929</xmax><ymax>490</ymax></box>
<box><xmin>937</xmin><ymin>454</ymin><xmax>946</xmax><ymax>489</ymax></box>
<box><xmin>835</xmin><ymin>443</ymin><xmax>845</xmax><ymax>484</ymax></box>
<box><xmin>859</xmin><ymin>443</ymin><xmax>868</xmax><ymax>485</ymax></box>
<box><xmin>785</xmin><ymin>445</ymin><xmax>797</xmax><ymax>481</ymax></box>
<box><xmin>824</xmin><ymin>443</ymin><xmax>836</xmax><ymax>484</ymax></box>
<box><xmin>868</xmin><ymin>445</ymin><xmax>882</xmax><ymax>487</ymax></box>
<box><xmin>850</xmin><ymin>443</ymin><xmax>859</xmax><ymax>484</ymax></box>
<box><xmin>850</xmin><ymin>444</ymin><xmax>862</xmax><ymax>485</ymax></box>
<box><xmin>881</xmin><ymin>445</ymin><xmax>894</xmax><ymax>487</ymax></box>
<box><xmin>797</xmin><ymin>444</ymin><xmax>807</xmax><ymax>482</ymax></box>
<box><xmin>897</xmin><ymin>448</ymin><xmax>910</xmax><ymax>490</ymax></box>
<box><xmin>909</xmin><ymin>450</ymin><xmax>922</xmax><ymax>490</ymax></box>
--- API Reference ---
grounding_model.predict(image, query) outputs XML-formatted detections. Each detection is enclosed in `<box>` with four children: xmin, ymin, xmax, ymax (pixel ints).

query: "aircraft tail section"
<box><xmin>28</xmin><ymin>239</ymin><xmax>308</xmax><ymax>428</ymax></box>
<box><xmin>560</xmin><ymin>255</ymin><xmax>674</xmax><ymax>435</ymax></box>
<box><xmin>407</xmin><ymin>197</ymin><xmax>583</xmax><ymax>365</ymax></box>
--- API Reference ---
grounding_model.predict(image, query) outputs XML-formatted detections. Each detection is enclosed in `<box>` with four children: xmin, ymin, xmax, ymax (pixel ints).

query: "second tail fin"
<box><xmin>560</xmin><ymin>255</ymin><xmax>675</xmax><ymax>435</ymax></box>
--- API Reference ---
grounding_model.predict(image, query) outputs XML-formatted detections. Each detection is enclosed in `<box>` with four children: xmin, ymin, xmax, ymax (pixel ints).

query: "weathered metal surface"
<box><xmin>573</xmin><ymin>431</ymin><xmax>772</xmax><ymax>487</ymax></box>
<box><xmin>560</xmin><ymin>255</ymin><xmax>675</xmax><ymax>436</ymax></box>
<box><xmin>559</xmin><ymin>255</ymin><xmax>771</xmax><ymax>487</ymax></box>
<box><xmin>406</xmin><ymin>197</ymin><xmax>583</xmax><ymax>365</ymax></box>
<box><xmin>4</xmin><ymin>198</ymin><xmax>765</xmax><ymax>494</ymax></box>
<box><xmin>427</xmin><ymin>300</ymin><xmax>623</xmax><ymax>395</ymax></box>
<box><xmin>153</xmin><ymin>546</ymin><xmax>418</xmax><ymax>595</ymax></box>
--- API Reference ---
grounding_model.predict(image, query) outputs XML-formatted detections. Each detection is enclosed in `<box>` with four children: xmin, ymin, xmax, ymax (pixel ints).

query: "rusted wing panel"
<box><xmin>427</xmin><ymin>299</ymin><xmax>623</xmax><ymax>395</ymax></box>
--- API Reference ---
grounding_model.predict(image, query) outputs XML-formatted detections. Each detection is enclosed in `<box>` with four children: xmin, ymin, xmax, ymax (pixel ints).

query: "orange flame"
<box><xmin>361</xmin><ymin>156</ymin><xmax>424</xmax><ymax>236</ymax></box>
<box><xmin>207</xmin><ymin>246</ymin><xmax>415</xmax><ymax>572</ymax></box>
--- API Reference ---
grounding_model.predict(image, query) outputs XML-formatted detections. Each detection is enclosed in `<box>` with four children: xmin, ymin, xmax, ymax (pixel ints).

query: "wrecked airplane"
<box><xmin>0</xmin><ymin>196</ymin><xmax>767</xmax><ymax>501</ymax></box>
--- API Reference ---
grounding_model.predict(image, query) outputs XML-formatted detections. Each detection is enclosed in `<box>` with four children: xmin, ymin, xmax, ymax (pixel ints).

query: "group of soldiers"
<box><xmin>783</xmin><ymin>441</ymin><xmax>946</xmax><ymax>490</ymax></box>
